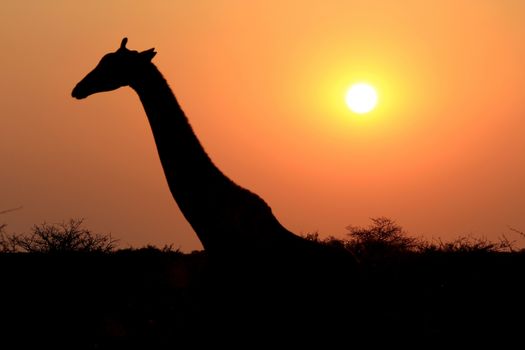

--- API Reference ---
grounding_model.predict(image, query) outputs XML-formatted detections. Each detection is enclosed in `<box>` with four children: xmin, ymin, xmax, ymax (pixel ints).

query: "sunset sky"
<box><xmin>2</xmin><ymin>0</ymin><xmax>525</xmax><ymax>251</ymax></box>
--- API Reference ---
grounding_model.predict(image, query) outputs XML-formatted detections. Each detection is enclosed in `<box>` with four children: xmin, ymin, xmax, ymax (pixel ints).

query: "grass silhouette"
<box><xmin>0</xmin><ymin>218</ymin><xmax>524</xmax><ymax>348</ymax></box>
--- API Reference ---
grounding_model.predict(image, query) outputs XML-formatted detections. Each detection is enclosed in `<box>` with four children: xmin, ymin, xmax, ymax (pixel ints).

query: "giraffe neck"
<box><xmin>128</xmin><ymin>63</ymin><xmax>290</xmax><ymax>252</ymax></box>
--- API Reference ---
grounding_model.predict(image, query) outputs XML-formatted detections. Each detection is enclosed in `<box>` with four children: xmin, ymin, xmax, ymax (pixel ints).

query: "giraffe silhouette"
<box><xmin>72</xmin><ymin>39</ymin><xmax>358</xmax><ymax>341</ymax></box>
<box><xmin>72</xmin><ymin>38</ymin><xmax>355</xmax><ymax>264</ymax></box>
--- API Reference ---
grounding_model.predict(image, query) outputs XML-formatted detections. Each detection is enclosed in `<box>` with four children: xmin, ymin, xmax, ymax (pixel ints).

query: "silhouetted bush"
<box><xmin>304</xmin><ymin>216</ymin><xmax>524</xmax><ymax>257</ymax></box>
<box><xmin>0</xmin><ymin>207</ymin><xmax>21</xmax><ymax>252</ymax></box>
<box><xmin>418</xmin><ymin>235</ymin><xmax>516</xmax><ymax>253</ymax></box>
<box><xmin>342</xmin><ymin>217</ymin><xmax>419</xmax><ymax>259</ymax></box>
<box><xmin>116</xmin><ymin>243</ymin><xmax>184</xmax><ymax>256</ymax></box>
<box><xmin>1</xmin><ymin>218</ymin><xmax>117</xmax><ymax>253</ymax></box>
<box><xmin>0</xmin><ymin>223</ymin><xmax>16</xmax><ymax>253</ymax></box>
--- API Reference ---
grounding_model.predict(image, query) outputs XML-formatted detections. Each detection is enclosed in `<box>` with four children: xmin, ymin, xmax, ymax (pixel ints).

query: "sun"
<box><xmin>345</xmin><ymin>83</ymin><xmax>378</xmax><ymax>114</ymax></box>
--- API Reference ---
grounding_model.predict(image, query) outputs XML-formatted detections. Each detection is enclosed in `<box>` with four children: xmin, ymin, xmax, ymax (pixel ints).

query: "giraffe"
<box><xmin>72</xmin><ymin>38</ymin><xmax>353</xmax><ymax>261</ymax></box>
<box><xmin>72</xmin><ymin>37</ymin><xmax>359</xmax><ymax>342</ymax></box>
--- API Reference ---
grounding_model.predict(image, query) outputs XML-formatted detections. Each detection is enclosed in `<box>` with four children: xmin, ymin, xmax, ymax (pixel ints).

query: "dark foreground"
<box><xmin>1</xmin><ymin>248</ymin><xmax>524</xmax><ymax>349</ymax></box>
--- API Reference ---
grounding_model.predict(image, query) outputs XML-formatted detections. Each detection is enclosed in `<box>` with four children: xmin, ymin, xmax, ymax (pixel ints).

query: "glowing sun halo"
<box><xmin>345</xmin><ymin>83</ymin><xmax>378</xmax><ymax>114</ymax></box>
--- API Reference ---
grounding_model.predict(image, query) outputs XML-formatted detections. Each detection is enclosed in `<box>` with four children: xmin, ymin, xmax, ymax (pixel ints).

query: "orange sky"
<box><xmin>2</xmin><ymin>0</ymin><xmax>525</xmax><ymax>251</ymax></box>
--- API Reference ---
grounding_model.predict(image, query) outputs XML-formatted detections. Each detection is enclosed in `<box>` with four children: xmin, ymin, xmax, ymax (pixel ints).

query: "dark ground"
<box><xmin>1</xmin><ymin>248</ymin><xmax>524</xmax><ymax>349</ymax></box>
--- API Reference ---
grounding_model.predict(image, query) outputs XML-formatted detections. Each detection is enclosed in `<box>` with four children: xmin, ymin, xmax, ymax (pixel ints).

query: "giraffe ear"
<box><xmin>140</xmin><ymin>48</ymin><xmax>157</xmax><ymax>61</ymax></box>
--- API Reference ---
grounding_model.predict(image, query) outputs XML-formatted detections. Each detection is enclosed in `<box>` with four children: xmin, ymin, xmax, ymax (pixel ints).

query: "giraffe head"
<box><xmin>72</xmin><ymin>38</ymin><xmax>156</xmax><ymax>99</ymax></box>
